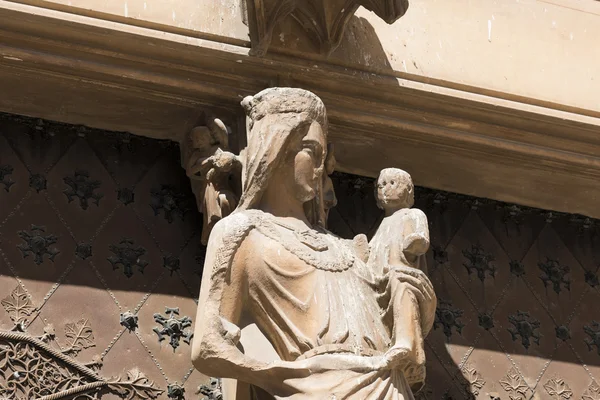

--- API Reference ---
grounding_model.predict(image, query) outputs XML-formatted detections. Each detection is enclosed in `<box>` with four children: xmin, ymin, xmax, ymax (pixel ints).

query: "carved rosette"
<box><xmin>245</xmin><ymin>0</ymin><xmax>409</xmax><ymax>55</ymax></box>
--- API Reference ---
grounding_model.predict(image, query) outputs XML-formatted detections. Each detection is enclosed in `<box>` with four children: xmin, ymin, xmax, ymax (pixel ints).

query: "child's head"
<box><xmin>376</xmin><ymin>168</ymin><xmax>414</xmax><ymax>212</ymax></box>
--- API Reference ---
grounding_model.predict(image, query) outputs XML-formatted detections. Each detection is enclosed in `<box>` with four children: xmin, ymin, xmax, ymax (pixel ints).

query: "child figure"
<box><xmin>368</xmin><ymin>168</ymin><xmax>430</xmax><ymax>389</ymax></box>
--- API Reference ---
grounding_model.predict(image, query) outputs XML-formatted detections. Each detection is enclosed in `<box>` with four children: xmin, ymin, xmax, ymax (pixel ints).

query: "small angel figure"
<box><xmin>181</xmin><ymin>118</ymin><xmax>241</xmax><ymax>244</ymax></box>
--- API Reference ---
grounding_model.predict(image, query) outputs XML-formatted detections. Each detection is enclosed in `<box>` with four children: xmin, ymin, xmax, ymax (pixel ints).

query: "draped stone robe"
<box><xmin>206</xmin><ymin>210</ymin><xmax>418</xmax><ymax>399</ymax></box>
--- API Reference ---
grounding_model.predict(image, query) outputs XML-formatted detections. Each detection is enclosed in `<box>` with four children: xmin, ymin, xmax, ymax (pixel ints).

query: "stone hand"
<box><xmin>254</xmin><ymin>354</ymin><xmax>393</xmax><ymax>396</ymax></box>
<box><xmin>389</xmin><ymin>266</ymin><xmax>437</xmax><ymax>333</ymax></box>
<box><xmin>381</xmin><ymin>346</ymin><xmax>411</xmax><ymax>369</ymax></box>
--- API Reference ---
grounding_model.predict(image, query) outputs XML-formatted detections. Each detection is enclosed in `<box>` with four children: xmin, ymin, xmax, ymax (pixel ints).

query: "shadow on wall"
<box><xmin>331</xmin><ymin>15</ymin><xmax>398</xmax><ymax>70</ymax></box>
<box><xmin>267</xmin><ymin>13</ymin><xmax>397</xmax><ymax>72</ymax></box>
<box><xmin>329</xmin><ymin>172</ymin><xmax>600</xmax><ymax>399</ymax></box>
<box><xmin>266</xmin><ymin>14</ymin><xmax>600</xmax><ymax>397</ymax></box>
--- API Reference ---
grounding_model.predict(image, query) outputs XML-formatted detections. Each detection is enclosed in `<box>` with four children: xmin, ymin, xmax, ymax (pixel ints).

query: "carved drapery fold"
<box><xmin>245</xmin><ymin>0</ymin><xmax>409</xmax><ymax>55</ymax></box>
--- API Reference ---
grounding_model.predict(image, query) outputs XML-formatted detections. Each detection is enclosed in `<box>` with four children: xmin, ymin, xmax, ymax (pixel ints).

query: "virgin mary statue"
<box><xmin>192</xmin><ymin>88</ymin><xmax>437</xmax><ymax>399</ymax></box>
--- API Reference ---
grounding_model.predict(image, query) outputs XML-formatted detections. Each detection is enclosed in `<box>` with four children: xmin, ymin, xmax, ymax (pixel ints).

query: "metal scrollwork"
<box><xmin>107</xmin><ymin>238</ymin><xmax>149</xmax><ymax>278</ymax></box>
<box><xmin>0</xmin><ymin>320</ymin><xmax>162</xmax><ymax>400</ymax></box>
<box><xmin>478</xmin><ymin>312</ymin><xmax>494</xmax><ymax>331</ymax></box>
<box><xmin>163</xmin><ymin>255</ymin><xmax>180</xmax><ymax>276</ymax></box>
<box><xmin>433</xmin><ymin>299</ymin><xmax>465</xmax><ymax>340</ymax></box>
<box><xmin>583</xmin><ymin>320</ymin><xmax>600</xmax><ymax>355</ymax></box>
<box><xmin>431</xmin><ymin>245</ymin><xmax>448</xmax><ymax>269</ymax></box>
<box><xmin>29</xmin><ymin>173</ymin><xmax>47</xmax><ymax>193</ymax></box>
<box><xmin>569</xmin><ymin>215</ymin><xmax>600</xmax><ymax>234</ymax></box>
<box><xmin>117</xmin><ymin>187</ymin><xmax>135</xmax><ymax>206</ymax></box>
<box><xmin>75</xmin><ymin>242</ymin><xmax>93</xmax><ymax>260</ymax></box>
<box><xmin>167</xmin><ymin>382</ymin><xmax>185</xmax><ymax>400</ymax></box>
<box><xmin>538</xmin><ymin>258</ymin><xmax>570</xmax><ymax>295</ymax></box>
<box><xmin>197</xmin><ymin>378</ymin><xmax>223</xmax><ymax>400</ymax></box>
<box><xmin>507</xmin><ymin>311</ymin><xmax>541</xmax><ymax>350</ymax></box>
<box><xmin>152</xmin><ymin>307</ymin><xmax>193</xmax><ymax>351</ymax></box>
<box><xmin>119</xmin><ymin>311</ymin><xmax>139</xmax><ymax>332</ymax></box>
<box><xmin>17</xmin><ymin>225</ymin><xmax>60</xmax><ymax>265</ymax></box>
<box><xmin>462</xmin><ymin>244</ymin><xmax>496</xmax><ymax>283</ymax></box>
<box><xmin>0</xmin><ymin>164</ymin><xmax>15</xmax><ymax>192</ymax></box>
<box><xmin>585</xmin><ymin>269</ymin><xmax>599</xmax><ymax>288</ymax></box>
<box><xmin>499</xmin><ymin>204</ymin><xmax>526</xmax><ymax>226</ymax></box>
<box><xmin>150</xmin><ymin>184</ymin><xmax>190</xmax><ymax>223</ymax></box>
<box><xmin>509</xmin><ymin>260</ymin><xmax>526</xmax><ymax>278</ymax></box>
<box><xmin>63</xmin><ymin>170</ymin><xmax>104</xmax><ymax>210</ymax></box>
<box><xmin>555</xmin><ymin>325</ymin><xmax>571</xmax><ymax>342</ymax></box>
<box><xmin>417</xmin><ymin>188</ymin><xmax>449</xmax><ymax>214</ymax></box>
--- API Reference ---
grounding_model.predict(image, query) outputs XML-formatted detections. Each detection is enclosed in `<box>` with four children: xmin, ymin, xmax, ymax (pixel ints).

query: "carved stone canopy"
<box><xmin>245</xmin><ymin>0</ymin><xmax>409</xmax><ymax>55</ymax></box>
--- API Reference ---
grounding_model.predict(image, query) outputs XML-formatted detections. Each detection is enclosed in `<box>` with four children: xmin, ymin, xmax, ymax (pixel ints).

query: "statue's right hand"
<box><xmin>255</xmin><ymin>360</ymin><xmax>311</xmax><ymax>379</ymax></box>
<box><xmin>254</xmin><ymin>355</ymin><xmax>388</xmax><ymax>396</ymax></box>
<box><xmin>258</xmin><ymin>353</ymin><xmax>386</xmax><ymax>377</ymax></box>
<box><xmin>253</xmin><ymin>360</ymin><xmax>312</xmax><ymax>396</ymax></box>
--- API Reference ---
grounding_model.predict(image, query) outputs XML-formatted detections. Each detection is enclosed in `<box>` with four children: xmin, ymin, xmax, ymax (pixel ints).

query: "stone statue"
<box><xmin>181</xmin><ymin>118</ymin><xmax>242</xmax><ymax>245</ymax></box>
<box><xmin>322</xmin><ymin>143</ymin><xmax>337</xmax><ymax>228</ymax></box>
<box><xmin>192</xmin><ymin>88</ymin><xmax>436</xmax><ymax>399</ymax></box>
<box><xmin>368</xmin><ymin>167</ymin><xmax>431</xmax><ymax>387</ymax></box>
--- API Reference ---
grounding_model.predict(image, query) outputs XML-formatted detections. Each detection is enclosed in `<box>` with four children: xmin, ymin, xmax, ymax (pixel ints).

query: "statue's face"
<box><xmin>286</xmin><ymin>120</ymin><xmax>326</xmax><ymax>203</ymax></box>
<box><xmin>376</xmin><ymin>171</ymin><xmax>412</xmax><ymax>210</ymax></box>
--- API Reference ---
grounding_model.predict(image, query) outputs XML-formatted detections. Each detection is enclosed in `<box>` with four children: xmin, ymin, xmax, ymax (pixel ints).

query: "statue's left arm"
<box><xmin>403</xmin><ymin>209</ymin><xmax>430</xmax><ymax>258</ymax></box>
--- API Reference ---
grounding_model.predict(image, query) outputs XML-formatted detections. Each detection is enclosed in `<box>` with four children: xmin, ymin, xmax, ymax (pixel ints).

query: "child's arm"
<box><xmin>403</xmin><ymin>209</ymin><xmax>430</xmax><ymax>257</ymax></box>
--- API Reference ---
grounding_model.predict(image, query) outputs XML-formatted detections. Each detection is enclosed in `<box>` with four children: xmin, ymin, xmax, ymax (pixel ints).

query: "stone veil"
<box><xmin>192</xmin><ymin>87</ymin><xmax>437</xmax><ymax>399</ymax></box>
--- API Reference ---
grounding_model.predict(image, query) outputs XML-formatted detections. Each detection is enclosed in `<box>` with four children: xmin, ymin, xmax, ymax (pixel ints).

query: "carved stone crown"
<box><xmin>241</xmin><ymin>87</ymin><xmax>326</xmax><ymax>125</ymax></box>
<box><xmin>245</xmin><ymin>0</ymin><xmax>409</xmax><ymax>56</ymax></box>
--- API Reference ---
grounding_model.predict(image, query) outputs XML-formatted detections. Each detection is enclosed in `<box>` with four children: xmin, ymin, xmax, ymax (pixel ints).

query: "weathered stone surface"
<box><xmin>192</xmin><ymin>88</ymin><xmax>436</xmax><ymax>398</ymax></box>
<box><xmin>245</xmin><ymin>0</ymin><xmax>408</xmax><ymax>55</ymax></box>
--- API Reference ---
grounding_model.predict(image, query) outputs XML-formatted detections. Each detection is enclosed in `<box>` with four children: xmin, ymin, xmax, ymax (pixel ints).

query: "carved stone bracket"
<box><xmin>244</xmin><ymin>0</ymin><xmax>409</xmax><ymax>55</ymax></box>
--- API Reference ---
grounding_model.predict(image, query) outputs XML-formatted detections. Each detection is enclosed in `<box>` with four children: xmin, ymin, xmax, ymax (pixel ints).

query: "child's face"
<box><xmin>377</xmin><ymin>173</ymin><xmax>410</xmax><ymax>210</ymax></box>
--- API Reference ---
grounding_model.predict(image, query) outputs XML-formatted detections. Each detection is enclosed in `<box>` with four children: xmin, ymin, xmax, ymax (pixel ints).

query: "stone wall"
<box><xmin>12</xmin><ymin>0</ymin><xmax>599</xmax><ymax>113</ymax></box>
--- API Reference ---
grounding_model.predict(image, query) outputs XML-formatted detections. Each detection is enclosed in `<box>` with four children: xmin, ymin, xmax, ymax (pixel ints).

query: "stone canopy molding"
<box><xmin>245</xmin><ymin>0</ymin><xmax>409</xmax><ymax>55</ymax></box>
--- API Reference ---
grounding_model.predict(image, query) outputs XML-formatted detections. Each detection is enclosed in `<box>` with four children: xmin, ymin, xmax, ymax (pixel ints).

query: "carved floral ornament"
<box><xmin>0</xmin><ymin>285</ymin><xmax>163</xmax><ymax>400</ymax></box>
<box><xmin>244</xmin><ymin>0</ymin><xmax>409</xmax><ymax>55</ymax></box>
